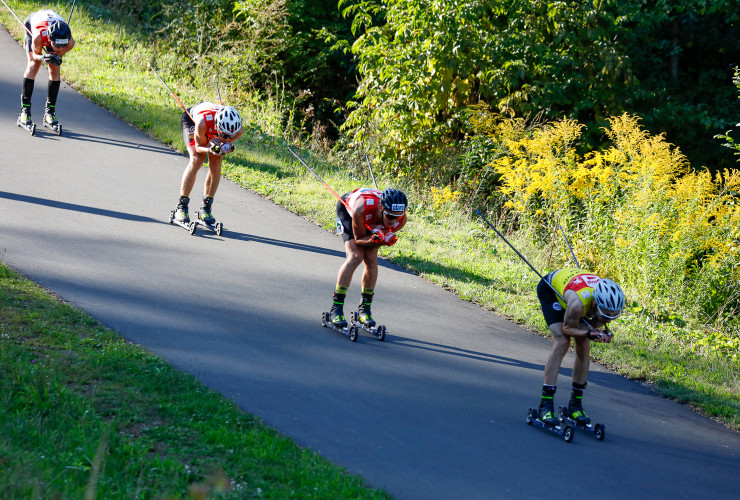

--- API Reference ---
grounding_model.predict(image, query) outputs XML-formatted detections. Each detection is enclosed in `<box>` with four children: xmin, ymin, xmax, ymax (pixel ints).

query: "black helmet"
<box><xmin>380</xmin><ymin>188</ymin><xmax>407</xmax><ymax>214</ymax></box>
<box><xmin>48</xmin><ymin>20</ymin><xmax>71</xmax><ymax>47</ymax></box>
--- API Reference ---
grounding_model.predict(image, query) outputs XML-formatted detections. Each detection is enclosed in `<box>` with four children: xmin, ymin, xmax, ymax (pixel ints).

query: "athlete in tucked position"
<box><xmin>173</xmin><ymin>102</ymin><xmax>243</xmax><ymax>225</ymax></box>
<box><xmin>536</xmin><ymin>269</ymin><xmax>625</xmax><ymax>425</ymax></box>
<box><xmin>328</xmin><ymin>188</ymin><xmax>408</xmax><ymax>328</ymax></box>
<box><xmin>18</xmin><ymin>9</ymin><xmax>75</xmax><ymax>128</ymax></box>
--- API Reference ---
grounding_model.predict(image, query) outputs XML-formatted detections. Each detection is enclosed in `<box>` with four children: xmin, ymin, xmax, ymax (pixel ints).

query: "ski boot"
<box><xmin>357</xmin><ymin>294</ymin><xmax>376</xmax><ymax>327</ymax></box>
<box><xmin>16</xmin><ymin>105</ymin><xmax>35</xmax><ymax>136</ymax></box>
<box><xmin>321</xmin><ymin>293</ymin><xmax>355</xmax><ymax>341</ymax></box>
<box><xmin>526</xmin><ymin>399</ymin><xmax>574</xmax><ymax>442</ymax></box>
<box><xmin>559</xmin><ymin>402</ymin><xmax>605</xmax><ymax>440</ymax></box>
<box><xmin>194</xmin><ymin>196</ymin><xmax>223</xmax><ymax>235</ymax></box>
<box><xmin>169</xmin><ymin>196</ymin><xmax>196</xmax><ymax>235</ymax></box>
<box><xmin>349</xmin><ymin>293</ymin><xmax>386</xmax><ymax>341</ymax></box>
<box><xmin>43</xmin><ymin>101</ymin><xmax>62</xmax><ymax>136</ymax></box>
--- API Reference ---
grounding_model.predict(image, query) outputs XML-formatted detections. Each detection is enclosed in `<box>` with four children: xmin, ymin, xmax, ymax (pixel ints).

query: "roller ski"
<box><xmin>559</xmin><ymin>405</ymin><xmax>605</xmax><ymax>441</ymax></box>
<box><xmin>169</xmin><ymin>196</ymin><xmax>197</xmax><ymax>235</ymax></box>
<box><xmin>349</xmin><ymin>294</ymin><xmax>386</xmax><ymax>341</ymax></box>
<box><xmin>16</xmin><ymin>106</ymin><xmax>36</xmax><ymax>136</ymax></box>
<box><xmin>43</xmin><ymin>105</ymin><xmax>63</xmax><ymax>136</ymax></box>
<box><xmin>322</xmin><ymin>293</ymin><xmax>356</xmax><ymax>341</ymax></box>
<box><xmin>526</xmin><ymin>406</ymin><xmax>574</xmax><ymax>443</ymax></box>
<box><xmin>193</xmin><ymin>197</ymin><xmax>223</xmax><ymax>236</ymax></box>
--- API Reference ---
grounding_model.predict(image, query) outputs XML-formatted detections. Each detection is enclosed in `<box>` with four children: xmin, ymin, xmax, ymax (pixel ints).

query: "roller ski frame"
<box><xmin>349</xmin><ymin>311</ymin><xmax>386</xmax><ymax>341</ymax></box>
<box><xmin>559</xmin><ymin>406</ymin><xmax>605</xmax><ymax>441</ymax></box>
<box><xmin>168</xmin><ymin>210</ymin><xmax>197</xmax><ymax>235</ymax></box>
<box><xmin>526</xmin><ymin>408</ymin><xmax>574</xmax><ymax>443</ymax></box>
<box><xmin>321</xmin><ymin>312</ymin><xmax>357</xmax><ymax>342</ymax></box>
<box><xmin>194</xmin><ymin>210</ymin><xmax>224</xmax><ymax>236</ymax></box>
<box><xmin>43</xmin><ymin>119</ymin><xmax>63</xmax><ymax>136</ymax></box>
<box><xmin>17</xmin><ymin>116</ymin><xmax>36</xmax><ymax>136</ymax></box>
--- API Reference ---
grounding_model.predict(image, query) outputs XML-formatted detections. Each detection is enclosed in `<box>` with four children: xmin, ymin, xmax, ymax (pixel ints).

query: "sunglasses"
<box><xmin>384</xmin><ymin>210</ymin><xmax>403</xmax><ymax>220</ymax></box>
<box><xmin>218</xmin><ymin>131</ymin><xmax>235</xmax><ymax>140</ymax></box>
<box><xmin>596</xmin><ymin>305</ymin><xmax>621</xmax><ymax>321</ymax></box>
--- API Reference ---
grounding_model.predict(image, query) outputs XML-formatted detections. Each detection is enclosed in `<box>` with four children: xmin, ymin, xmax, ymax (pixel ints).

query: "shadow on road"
<box><xmin>61</xmin><ymin>130</ymin><xmax>181</xmax><ymax>155</ymax></box>
<box><xmin>389</xmin><ymin>336</ymin><xmax>543</xmax><ymax>369</ymax></box>
<box><xmin>0</xmin><ymin>191</ymin><xmax>163</xmax><ymax>224</ymax></box>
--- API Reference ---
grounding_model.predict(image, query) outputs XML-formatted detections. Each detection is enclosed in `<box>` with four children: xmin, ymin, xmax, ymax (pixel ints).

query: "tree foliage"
<box><xmin>341</xmin><ymin>0</ymin><xmax>740</xmax><ymax>176</ymax></box>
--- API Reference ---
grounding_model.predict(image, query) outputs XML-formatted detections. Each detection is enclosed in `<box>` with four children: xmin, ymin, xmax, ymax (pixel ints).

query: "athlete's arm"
<box><xmin>193</xmin><ymin>119</ymin><xmax>212</xmax><ymax>155</ymax></box>
<box><xmin>351</xmin><ymin>201</ymin><xmax>380</xmax><ymax>247</ymax></box>
<box><xmin>561</xmin><ymin>290</ymin><xmax>602</xmax><ymax>339</ymax></box>
<box><xmin>29</xmin><ymin>35</ymin><xmax>44</xmax><ymax>61</ymax></box>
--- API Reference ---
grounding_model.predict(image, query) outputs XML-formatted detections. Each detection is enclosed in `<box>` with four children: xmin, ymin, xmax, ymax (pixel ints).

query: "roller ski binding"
<box><xmin>321</xmin><ymin>298</ymin><xmax>356</xmax><ymax>341</ymax></box>
<box><xmin>169</xmin><ymin>196</ymin><xmax>197</xmax><ymax>235</ymax></box>
<box><xmin>43</xmin><ymin>102</ymin><xmax>62</xmax><ymax>136</ymax></box>
<box><xmin>349</xmin><ymin>302</ymin><xmax>386</xmax><ymax>341</ymax></box>
<box><xmin>526</xmin><ymin>406</ymin><xmax>574</xmax><ymax>443</ymax></box>
<box><xmin>348</xmin><ymin>294</ymin><xmax>386</xmax><ymax>340</ymax></box>
<box><xmin>194</xmin><ymin>197</ymin><xmax>223</xmax><ymax>236</ymax></box>
<box><xmin>16</xmin><ymin>106</ymin><xmax>36</xmax><ymax>136</ymax></box>
<box><xmin>559</xmin><ymin>405</ymin><xmax>605</xmax><ymax>441</ymax></box>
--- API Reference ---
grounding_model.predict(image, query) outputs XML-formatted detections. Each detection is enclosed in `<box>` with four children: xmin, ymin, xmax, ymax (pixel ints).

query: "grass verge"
<box><xmin>0</xmin><ymin>262</ymin><xmax>390</xmax><ymax>498</ymax></box>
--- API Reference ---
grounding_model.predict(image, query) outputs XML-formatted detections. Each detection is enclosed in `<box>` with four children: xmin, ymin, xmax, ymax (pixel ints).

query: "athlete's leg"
<box><xmin>204</xmin><ymin>153</ymin><xmax>222</xmax><ymax>197</ymax></box>
<box><xmin>337</xmin><ymin>240</ymin><xmax>364</xmax><ymax>289</ymax></box>
<box><xmin>359</xmin><ymin>246</ymin><xmax>380</xmax><ymax>291</ymax></box>
<box><xmin>543</xmin><ymin>323</ymin><xmax>571</xmax><ymax>386</ymax></box>
<box><xmin>572</xmin><ymin>336</ymin><xmax>591</xmax><ymax>385</ymax></box>
<box><xmin>180</xmin><ymin>149</ymin><xmax>206</xmax><ymax>197</ymax></box>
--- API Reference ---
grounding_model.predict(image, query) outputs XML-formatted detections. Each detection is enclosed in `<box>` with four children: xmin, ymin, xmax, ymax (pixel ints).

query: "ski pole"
<box><xmin>214</xmin><ymin>74</ymin><xmax>223</xmax><ymax>105</ymax></box>
<box><xmin>0</xmin><ymin>0</ymin><xmax>34</xmax><ymax>37</ymax></box>
<box><xmin>365</xmin><ymin>154</ymin><xmax>378</xmax><ymax>189</ymax></box>
<box><xmin>287</xmin><ymin>146</ymin><xmax>354</xmax><ymax>213</ymax></box>
<box><xmin>558</xmin><ymin>222</ymin><xmax>580</xmax><ymax>269</ymax></box>
<box><xmin>287</xmin><ymin>146</ymin><xmax>387</xmax><ymax>242</ymax></box>
<box><xmin>67</xmin><ymin>0</ymin><xmax>76</xmax><ymax>24</ymax></box>
<box><xmin>147</xmin><ymin>62</ymin><xmax>194</xmax><ymax>122</ymax></box>
<box><xmin>475</xmin><ymin>209</ymin><xmax>596</xmax><ymax>330</ymax></box>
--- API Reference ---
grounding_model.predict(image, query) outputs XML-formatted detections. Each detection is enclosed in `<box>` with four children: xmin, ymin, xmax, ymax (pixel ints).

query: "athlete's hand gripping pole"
<box><xmin>147</xmin><ymin>62</ymin><xmax>195</xmax><ymax>122</ymax></box>
<box><xmin>475</xmin><ymin>209</ymin><xmax>599</xmax><ymax>336</ymax></box>
<box><xmin>0</xmin><ymin>0</ymin><xmax>34</xmax><ymax>37</ymax></box>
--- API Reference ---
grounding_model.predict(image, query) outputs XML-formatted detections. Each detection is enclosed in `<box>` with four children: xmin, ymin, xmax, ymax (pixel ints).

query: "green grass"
<box><xmin>1</xmin><ymin>4</ymin><xmax>738</xmax><ymax>496</ymax></box>
<box><xmin>0</xmin><ymin>262</ymin><xmax>390</xmax><ymax>498</ymax></box>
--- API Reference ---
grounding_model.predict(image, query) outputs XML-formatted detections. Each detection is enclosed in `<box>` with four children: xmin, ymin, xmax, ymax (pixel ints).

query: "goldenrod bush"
<box><xmin>472</xmin><ymin>109</ymin><xmax>740</xmax><ymax>346</ymax></box>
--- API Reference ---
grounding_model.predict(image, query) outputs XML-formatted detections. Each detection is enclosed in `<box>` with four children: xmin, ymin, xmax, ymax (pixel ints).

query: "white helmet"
<box><xmin>594</xmin><ymin>278</ymin><xmax>625</xmax><ymax>319</ymax></box>
<box><xmin>216</xmin><ymin>106</ymin><xmax>241</xmax><ymax>137</ymax></box>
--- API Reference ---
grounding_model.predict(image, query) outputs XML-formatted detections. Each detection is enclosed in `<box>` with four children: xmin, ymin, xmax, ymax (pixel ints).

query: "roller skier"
<box><xmin>16</xmin><ymin>8</ymin><xmax>75</xmax><ymax>135</ymax></box>
<box><xmin>325</xmin><ymin>187</ymin><xmax>407</xmax><ymax>338</ymax></box>
<box><xmin>535</xmin><ymin>269</ymin><xmax>625</xmax><ymax>432</ymax></box>
<box><xmin>172</xmin><ymin>102</ymin><xmax>243</xmax><ymax>232</ymax></box>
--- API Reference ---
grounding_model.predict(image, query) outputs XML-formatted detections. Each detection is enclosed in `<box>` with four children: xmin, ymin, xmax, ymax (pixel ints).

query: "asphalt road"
<box><xmin>1</xmin><ymin>24</ymin><xmax>739</xmax><ymax>499</ymax></box>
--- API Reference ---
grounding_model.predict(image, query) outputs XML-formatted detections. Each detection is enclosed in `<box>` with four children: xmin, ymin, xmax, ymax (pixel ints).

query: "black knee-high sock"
<box><xmin>570</xmin><ymin>382</ymin><xmax>587</xmax><ymax>407</ymax></box>
<box><xmin>47</xmin><ymin>80</ymin><xmax>61</xmax><ymax>107</ymax></box>
<box><xmin>21</xmin><ymin>78</ymin><xmax>34</xmax><ymax>106</ymax></box>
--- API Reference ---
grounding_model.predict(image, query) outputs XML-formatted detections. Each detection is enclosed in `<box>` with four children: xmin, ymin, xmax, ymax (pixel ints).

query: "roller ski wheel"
<box><xmin>169</xmin><ymin>210</ymin><xmax>197</xmax><ymax>235</ymax></box>
<box><xmin>194</xmin><ymin>210</ymin><xmax>224</xmax><ymax>236</ymax></box>
<box><xmin>349</xmin><ymin>311</ymin><xmax>386</xmax><ymax>341</ymax></box>
<box><xmin>559</xmin><ymin>406</ymin><xmax>605</xmax><ymax>441</ymax></box>
<box><xmin>17</xmin><ymin>117</ymin><xmax>36</xmax><ymax>136</ymax></box>
<box><xmin>321</xmin><ymin>312</ymin><xmax>356</xmax><ymax>341</ymax></box>
<box><xmin>43</xmin><ymin>120</ymin><xmax>62</xmax><ymax>136</ymax></box>
<box><xmin>526</xmin><ymin>408</ymin><xmax>574</xmax><ymax>443</ymax></box>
